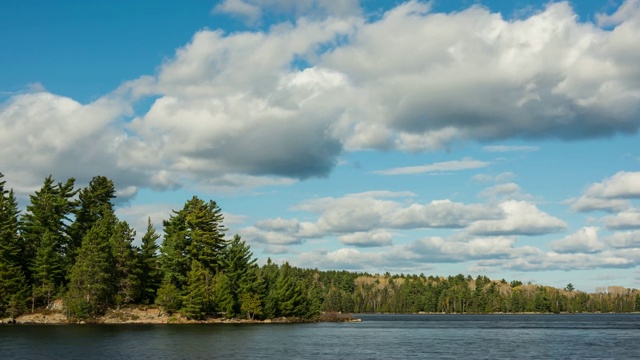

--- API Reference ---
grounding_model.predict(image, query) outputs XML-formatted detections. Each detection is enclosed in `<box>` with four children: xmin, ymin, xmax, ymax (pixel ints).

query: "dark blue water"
<box><xmin>1</xmin><ymin>314</ymin><xmax>639</xmax><ymax>359</ymax></box>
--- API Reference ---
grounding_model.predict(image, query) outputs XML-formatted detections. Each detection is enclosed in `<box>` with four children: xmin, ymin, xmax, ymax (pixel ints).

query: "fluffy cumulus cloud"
<box><xmin>549</xmin><ymin>227</ymin><xmax>605</xmax><ymax>253</ymax></box>
<box><xmin>604</xmin><ymin>230</ymin><xmax>640</xmax><ymax>248</ymax></box>
<box><xmin>601</xmin><ymin>209</ymin><xmax>640</xmax><ymax>229</ymax></box>
<box><xmin>466</xmin><ymin>200</ymin><xmax>567</xmax><ymax>236</ymax></box>
<box><xmin>3</xmin><ymin>1</ymin><xmax>640</xmax><ymax>195</ymax></box>
<box><xmin>0</xmin><ymin>90</ymin><xmax>176</xmax><ymax>196</ymax></box>
<box><xmin>239</xmin><ymin>191</ymin><xmax>505</xmax><ymax>250</ymax></box>
<box><xmin>324</xmin><ymin>1</ymin><xmax>640</xmax><ymax>151</ymax></box>
<box><xmin>567</xmin><ymin>171</ymin><xmax>640</xmax><ymax>212</ymax></box>
<box><xmin>339</xmin><ymin>230</ymin><xmax>393</xmax><ymax>247</ymax></box>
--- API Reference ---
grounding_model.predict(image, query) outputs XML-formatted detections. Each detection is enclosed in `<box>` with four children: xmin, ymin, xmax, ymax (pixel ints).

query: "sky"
<box><xmin>1</xmin><ymin>0</ymin><xmax>640</xmax><ymax>292</ymax></box>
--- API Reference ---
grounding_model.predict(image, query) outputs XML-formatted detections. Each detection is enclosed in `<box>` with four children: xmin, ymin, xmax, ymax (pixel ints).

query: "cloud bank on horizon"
<box><xmin>1</xmin><ymin>0</ymin><xmax>640</xmax><ymax>290</ymax></box>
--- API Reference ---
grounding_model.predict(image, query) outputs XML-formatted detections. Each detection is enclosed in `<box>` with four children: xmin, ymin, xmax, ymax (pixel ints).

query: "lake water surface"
<box><xmin>2</xmin><ymin>314</ymin><xmax>639</xmax><ymax>359</ymax></box>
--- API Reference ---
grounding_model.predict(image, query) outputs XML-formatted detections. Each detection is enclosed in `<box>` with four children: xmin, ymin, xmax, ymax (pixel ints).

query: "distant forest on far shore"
<box><xmin>1</xmin><ymin>173</ymin><xmax>639</xmax><ymax>321</ymax></box>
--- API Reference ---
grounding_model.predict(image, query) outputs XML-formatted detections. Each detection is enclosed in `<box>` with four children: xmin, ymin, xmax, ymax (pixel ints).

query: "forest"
<box><xmin>1</xmin><ymin>173</ymin><xmax>640</xmax><ymax>321</ymax></box>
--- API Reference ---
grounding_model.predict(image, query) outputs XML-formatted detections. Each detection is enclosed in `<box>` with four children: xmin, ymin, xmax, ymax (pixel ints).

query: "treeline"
<box><xmin>315</xmin><ymin>272</ymin><xmax>640</xmax><ymax>314</ymax></box>
<box><xmin>0</xmin><ymin>174</ymin><xmax>317</xmax><ymax>320</ymax></box>
<box><xmin>1</xmin><ymin>173</ymin><xmax>640</xmax><ymax>321</ymax></box>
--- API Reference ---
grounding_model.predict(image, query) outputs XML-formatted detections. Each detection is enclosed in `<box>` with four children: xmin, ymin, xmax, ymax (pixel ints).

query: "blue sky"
<box><xmin>2</xmin><ymin>0</ymin><xmax>640</xmax><ymax>292</ymax></box>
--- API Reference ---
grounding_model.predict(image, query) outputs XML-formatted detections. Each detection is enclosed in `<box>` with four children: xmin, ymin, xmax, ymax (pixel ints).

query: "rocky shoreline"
<box><xmin>1</xmin><ymin>307</ymin><xmax>361</xmax><ymax>325</ymax></box>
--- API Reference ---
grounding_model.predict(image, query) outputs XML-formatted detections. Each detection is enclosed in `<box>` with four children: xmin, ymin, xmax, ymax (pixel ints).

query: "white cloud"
<box><xmin>467</xmin><ymin>200</ymin><xmax>567</xmax><ymax>236</ymax></box>
<box><xmin>566</xmin><ymin>196</ymin><xmax>631</xmax><ymax>213</ymax></box>
<box><xmin>388</xmin><ymin>199</ymin><xmax>502</xmax><ymax>229</ymax></box>
<box><xmin>339</xmin><ymin>230</ymin><xmax>393</xmax><ymax>247</ymax></box>
<box><xmin>568</xmin><ymin>171</ymin><xmax>640</xmax><ymax>213</ymax></box>
<box><xmin>602</xmin><ymin>209</ymin><xmax>640</xmax><ymax>229</ymax></box>
<box><xmin>605</xmin><ymin>230</ymin><xmax>640</xmax><ymax>249</ymax></box>
<box><xmin>582</xmin><ymin>171</ymin><xmax>640</xmax><ymax>199</ymax></box>
<box><xmin>549</xmin><ymin>227</ymin><xmax>605</xmax><ymax>253</ymax></box>
<box><xmin>375</xmin><ymin>158</ymin><xmax>489</xmax><ymax>175</ymax></box>
<box><xmin>213</xmin><ymin>0</ymin><xmax>361</xmax><ymax>25</ymax></box>
<box><xmin>477</xmin><ymin>251</ymin><xmax>635</xmax><ymax>271</ymax></box>
<box><xmin>214</xmin><ymin>0</ymin><xmax>262</xmax><ymax>25</ymax></box>
<box><xmin>5</xmin><ymin>0</ymin><xmax>640</xmax><ymax>200</ymax></box>
<box><xmin>596</xmin><ymin>0</ymin><xmax>640</xmax><ymax>27</ymax></box>
<box><xmin>478</xmin><ymin>182</ymin><xmax>526</xmax><ymax>200</ymax></box>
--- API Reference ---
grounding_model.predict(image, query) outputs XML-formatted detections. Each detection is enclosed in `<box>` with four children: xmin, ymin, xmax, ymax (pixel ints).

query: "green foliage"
<box><xmin>139</xmin><ymin>218</ymin><xmax>161</xmax><ymax>304</ymax></box>
<box><xmin>156</xmin><ymin>279</ymin><xmax>182</xmax><ymax>314</ymax></box>
<box><xmin>160</xmin><ymin>196</ymin><xmax>227</xmax><ymax>292</ymax></box>
<box><xmin>30</xmin><ymin>230</ymin><xmax>64</xmax><ymax>307</ymax></box>
<box><xmin>21</xmin><ymin>176</ymin><xmax>76</xmax><ymax>285</ymax></box>
<box><xmin>223</xmin><ymin>234</ymin><xmax>257</xmax><ymax>314</ymax></box>
<box><xmin>5</xmin><ymin>172</ymin><xmax>640</xmax><ymax>321</ymax></box>
<box><xmin>0</xmin><ymin>176</ymin><xmax>27</xmax><ymax>318</ymax></box>
<box><xmin>240</xmin><ymin>292</ymin><xmax>262</xmax><ymax>320</ymax></box>
<box><xmin>110</xmin><ymin>220</ymin><xmax>140</xmax><ymax>307</ymax></box>
<box><xmin>68</xmin><ymin>176</ymin><xmax>115</xmax><ymax>271</ymax></box>
<box><xmin>65</xmin><ymin>210</ymin><xmax>115</xmax><ymax>317</ymax></box>
<box><xmin>181</xmin><ymin>260</ymin><xmax>213</xmax><ymax>319</ymax></box>
<box><xmin>213</xmin><ymin>272</ymin><xmax>234</xmax><ymax>318</ymax></box>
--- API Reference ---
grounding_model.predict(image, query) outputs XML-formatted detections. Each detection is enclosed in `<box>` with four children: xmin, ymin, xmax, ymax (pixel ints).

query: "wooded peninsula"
<box><xmin>1</xmin><ymin>173</ymin><xmax>639</xmax><ymax>324</ymax></box>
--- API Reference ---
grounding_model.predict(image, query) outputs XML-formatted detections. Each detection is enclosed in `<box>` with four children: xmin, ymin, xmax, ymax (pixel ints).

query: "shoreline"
<box><xmin>1</xmin><ymin>308</ymin><xmax>362</xmax><ymax>325</ymax></box>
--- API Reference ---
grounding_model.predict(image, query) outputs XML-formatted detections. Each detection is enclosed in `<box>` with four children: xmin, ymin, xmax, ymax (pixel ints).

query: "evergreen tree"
<box><xmin>21</xmin><ymin>176</ymin><xmax>76</xmax><ymax>283</ymax></box>
<box><xmin>139</xmin><ymin>218</ymin><xmax>161</xmax><ymax>304</ymax></box>
<box><xmin>67</xmin><ymin>176</ymin><xmax>115</xmax><ymax>271</ymax></box>
<box><xmin>181</xmin><ymin>260</ymin><xmax>212</xmax><ymax>320</ymax></box>
<box><xmin>274</xmin><ymin>263</ymin><xmax>314</xmax><ymax>318</ymax></box>
<box><xmin>0</xmin><ymin>175</ymin><xmax>27</xmax><ymax>318</ymax></box>
<box><xmin>65</xmin><ymin>209</ymin><xmax>115</xmax><ymax>318</ymax></box>
<box><xmin>213</xmin><ymin>271</ymin><xmax>234</xmax><ymax>318</ymax></box>
<box><xmin>223</xmin><ymin>234</ymin><xmax>257</xmax><ymax>314</ymax></box>
<box><xmin>110</xmin><ymin>220</ymin><xmax>140</xmax><ymax>307</ymax></box>
<box><xmin>155</xmin><ymin>279</ymin><xmax>181</xmax><ymax>314</ymax></box>
<box><xmin>160</xmin><ymin>196</ymin><xmax>228</xmax><ymax>290</ymax></box>
<box><xmin>30</xmin><ymin>230</ymin><xmax>63</xmax><ymax>308</ymax></box>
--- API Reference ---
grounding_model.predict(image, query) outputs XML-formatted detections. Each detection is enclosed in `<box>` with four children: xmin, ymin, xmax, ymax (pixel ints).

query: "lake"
<box><xmin>2</xmin><ymin>314</ymin><xmax>639</xmax><ymax>359</ymax></box>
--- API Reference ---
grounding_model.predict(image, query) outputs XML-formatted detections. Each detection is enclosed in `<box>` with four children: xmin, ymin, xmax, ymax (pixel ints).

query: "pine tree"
<box><xmin>181</xmin><ymin>260</ymin><xmax>213</xmax><ymax>320</ymax></box>
<box><xmin>30</xmin><ymin>230</ymin><xmax>63</xmax><ymax>308</ymax></box>
<box><xmin>160</xmin><ymin>196</ymin><xmax>228</xmax><ymax>290</ymax></box>
<box><xmin>67</xmin><ymin>176</ymin><xmax>115</xmax><ymax>271</ymax></box>
<box><xmin>223</xmin><ymin>234</ymin><xmax>257</xmax><ymax>314</ymax></box>
<box><xmin>110</xmin><ymin>220</ymin><xmax>140</xmax><ymax>308</ymax></box>
<box><xmin>20</xmin><ymin>176</ymin><xmax>76</xmax><ymax>286</ymax></box>
<box><xmin>0</xmin><ymin>175</ymin><xmax>27</xmax><ymax>318</ymax></box>
<box><xmin>213</xmin><ymin>272</ymin><xmax>234</xmax><ymax>318</ymax></box>
<box><xmin>65</xmin><ymin>209</ymin><xmax>115</xmax><ymax>318</ymax></box>
<box><xmin>139</xmin><ymin>218</ymin><xmax>161</xmax><ymax>304</ymax></box>
<box><xmin>156</xmin><ymin>279</ymin><xmax>182</xmax><ymax>315</ymax></box>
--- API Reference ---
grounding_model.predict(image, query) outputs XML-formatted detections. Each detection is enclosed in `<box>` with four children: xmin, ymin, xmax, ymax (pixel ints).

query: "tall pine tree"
<box><xmin>0</xmin><ymin>174</ymin><xmax>27</xmax><ymax>318</ymax></box>
<box><xmin>67</xmin><ymin>176</ymin><xmax>115</xmax><ymax>272</ymax></box>
<box><xmin>65</xmin><ymin>208</ymin><xmax>115</xmax><ymax>318</ymax></box>
<box><xmin>139</xmin><ymin>218</ymin><xmax>161</xmax><ymax>304</ymax></box>
<box><xmin>21</xmin><ymin>175</ymin><xmax>76</xmax><ymax>307</ymax></box>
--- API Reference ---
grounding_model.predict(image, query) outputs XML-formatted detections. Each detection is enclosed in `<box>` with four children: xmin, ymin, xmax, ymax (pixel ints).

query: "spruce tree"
<box><xmin>65</xmin><ymin>209</ymin><xmax>115</xmax><ymax>318</ymax></box>
<box><xmin>67</xmin><ymin>176</ymin><xmax>115</xmax><ymax>271</ymax></box>
<box><xmin>159</xmin><ymin>196</ymin><xmax>228</xmax><ymax>291</ymax></box>
<box><xmin>21</xmin><ymin>176</ymin><xmax>76</xmax><ymax>306</ymax></box>
<box><xmin>30</xmin><ymin>230</ymin><xmax>63</xmax><ymax>308</ymax></box>
<box><xmin>139</xmin><ymin>218</ymin><xmax>161</xmax><ymax>304</ymax></box>
<box><xmin>213</xmin><ymin>272</ymin><xmax>234</xmax><ymax>318</ymax></box>
<box><xmin>223</xmin><ymin>234</ymin><xmax>257</xmax><ymax>314</ymax></box>
<box><xmin>110</xmin><ymin>220</ymin><xmax>140</xmax><ymax>307</ymax></box>
<box><xmin>0</xmin><ymin>175</ymin><xmax>27</xmax><ymax>318</ymax></box>
<box><xmin>181</xmin><ymin>260</ymin><xmax>212</xmax><ymax>320</ymax></box>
